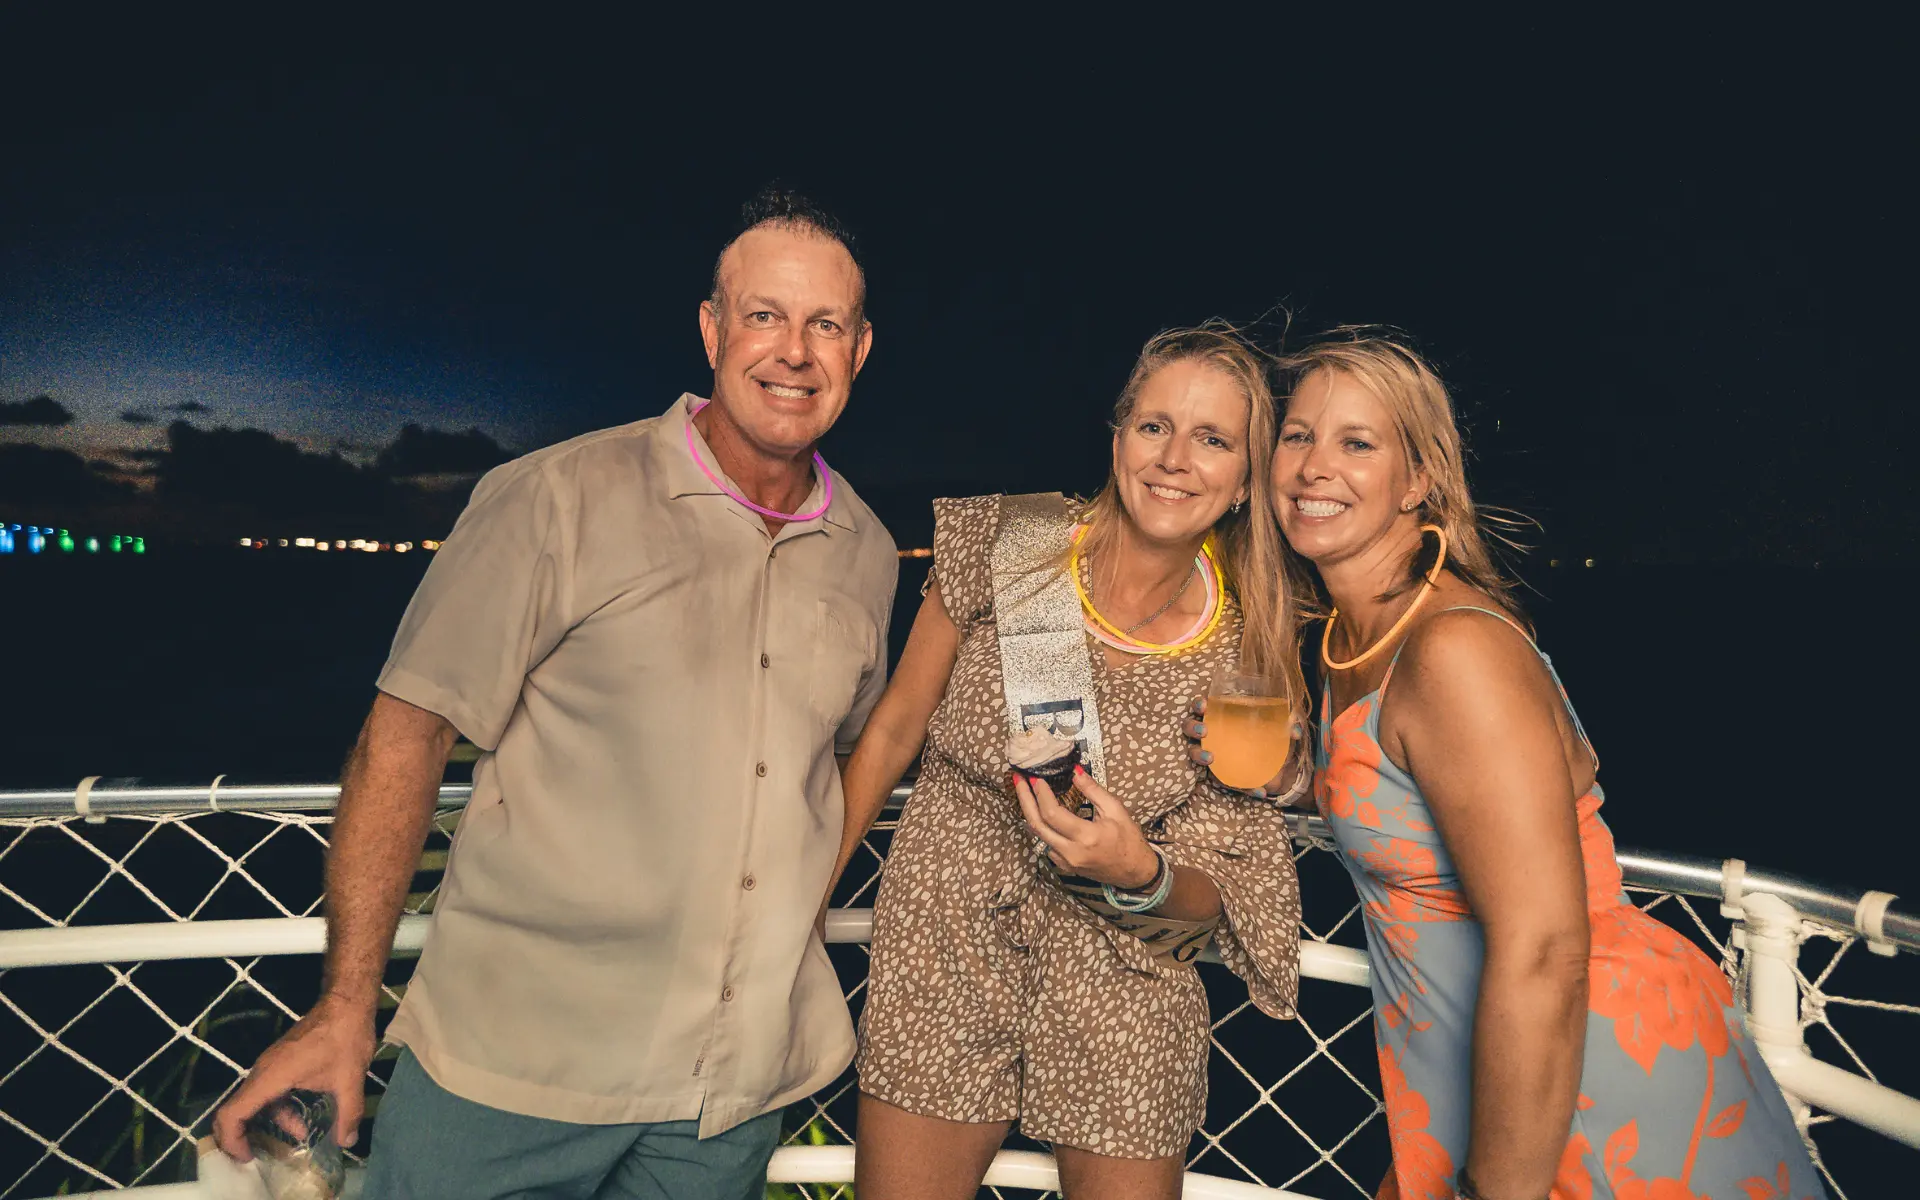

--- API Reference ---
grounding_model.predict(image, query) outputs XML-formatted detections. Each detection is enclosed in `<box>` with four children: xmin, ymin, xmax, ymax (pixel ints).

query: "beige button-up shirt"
<box><xmin>376</xmin><ymin>393</ymin><xmax>896</xmax><ymax>1135</ymax></box>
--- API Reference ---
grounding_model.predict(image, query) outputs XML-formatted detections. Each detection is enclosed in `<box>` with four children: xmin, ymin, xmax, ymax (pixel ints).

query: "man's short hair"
<box><xmin>708</xmin><ymin>184</ymin><xmax>867</xmax><ymax>323</ymax></box>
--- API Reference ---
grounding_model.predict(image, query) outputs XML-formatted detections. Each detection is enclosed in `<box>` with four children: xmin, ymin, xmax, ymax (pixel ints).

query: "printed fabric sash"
<box><xmin>991</xmin><ymin>492</ymin><xmax>1217</xmax><ymax>964</ymax></box>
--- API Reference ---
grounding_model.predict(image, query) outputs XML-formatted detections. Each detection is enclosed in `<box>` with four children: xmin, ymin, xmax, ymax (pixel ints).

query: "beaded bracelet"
<box><xmin>1103</xmin><ymin>844</ymin><xmax>1174</xmax><ymax>913</ymax></box>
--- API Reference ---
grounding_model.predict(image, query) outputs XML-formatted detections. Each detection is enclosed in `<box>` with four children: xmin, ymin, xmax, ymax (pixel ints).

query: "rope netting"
<box><xmin>0</xmin><ymin>806</ymin><xmax>457</xmax><ymax>1197</ymax></box>
<box><xmin>0</xmin><ymin>804</ymin><xmax>1911</xmax><ymax>1198</ymax></box>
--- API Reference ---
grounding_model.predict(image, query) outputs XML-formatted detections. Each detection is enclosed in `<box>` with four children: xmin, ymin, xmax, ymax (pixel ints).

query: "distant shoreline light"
<box><xmin>1</xmin><ymin>522</ymin><xmax>144</xmax><ymax>556</ymax></box>
<box><xmin>3</xmin><ymin>524</ymin><xmax>923</xmax><ymax>559</ymax></box>
<box><xmin>224</xmin><ymin>537</ymin><xmax>931</xmax><ymax>559</ymax></box>
<box><xmin>237</xmin><ymin>537</ymin><xmax>440</xmax><ymax>553</ymax></box>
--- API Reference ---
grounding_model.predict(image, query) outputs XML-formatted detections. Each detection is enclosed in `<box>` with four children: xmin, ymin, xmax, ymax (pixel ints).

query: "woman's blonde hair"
<box><xmin>1074</xmin><ymin>322</ymin><xmax>1301</xmax><ymax>705</ymax></box>
<box><xmin>1274</xmin><ymin>329</ymin><xmax>1525</xmax><ymax>618</ymax></box>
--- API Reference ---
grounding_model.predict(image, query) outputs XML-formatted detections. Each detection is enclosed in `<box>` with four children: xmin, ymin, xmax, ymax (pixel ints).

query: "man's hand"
<box><xmin>212</xmin><ymin>692</ymin><xmax>450</xmax><ymax>1158</ymax></box>
<box><xmin>212</xmin><ymin>996</ymin><xmax>377</xmax><ymax>1159</ymax></box>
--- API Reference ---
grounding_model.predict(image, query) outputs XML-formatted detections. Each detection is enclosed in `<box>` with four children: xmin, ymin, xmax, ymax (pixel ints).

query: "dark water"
<box><xmin>0</xmin><ymin>549</ymin><xmax>1914</xmax><ymax>1194</ymax></box>
<box><xmin>4</xmin><ymin>550</ymin><xmax>1913</xmax><ymax>891</ymax></box>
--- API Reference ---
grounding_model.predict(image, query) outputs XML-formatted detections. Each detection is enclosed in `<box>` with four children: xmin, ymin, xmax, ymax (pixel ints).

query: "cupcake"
<box><xmin>1008</xmin><ymin>727</ymin><xmax>1082</xmax><ymax>798</ymax></box>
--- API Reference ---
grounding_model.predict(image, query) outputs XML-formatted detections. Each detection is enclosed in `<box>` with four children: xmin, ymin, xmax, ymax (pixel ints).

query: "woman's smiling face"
<box><xmin>1272</xmin><ymin>367</ymin><xmax>1429</xmax><ymax>568</ymax></box>
<box><xmin>1111</xmin><ymin>358</ymin><xmax>1252</xmax><ymax>547</ymax></box>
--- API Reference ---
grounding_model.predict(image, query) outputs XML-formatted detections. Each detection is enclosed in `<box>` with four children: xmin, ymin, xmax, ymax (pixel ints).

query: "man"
<box><xmin>214</xmin><ymin>187</ymin><xmax>896</xmax><ymax>1199</ymax></box>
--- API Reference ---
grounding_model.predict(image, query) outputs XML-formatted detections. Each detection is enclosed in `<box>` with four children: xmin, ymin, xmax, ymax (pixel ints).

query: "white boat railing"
<box><xmin>0</xmin><ymin>780</ymin><xmax>1914</xmax><ymax>1199</ymax></box>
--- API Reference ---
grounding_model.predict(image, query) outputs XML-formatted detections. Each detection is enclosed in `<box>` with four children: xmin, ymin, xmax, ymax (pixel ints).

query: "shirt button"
<box><xmin>760</xmin><ymin>653</ymin><xmax>770</xmax><ymax>668</ymax></box>
<box><xmin>743</xmin><ymin>874</ymin><xmax>757</xmax><ymax>891</ymax></box>
<box><xmin>721</xmin><ymin>985</ymin><xmax>735</xmax><ymax>1003</ymax></box>
<box><xmin>755</xmin><ymin>762</ymin><xmax>767</xmax><ymax>777</ymax></box>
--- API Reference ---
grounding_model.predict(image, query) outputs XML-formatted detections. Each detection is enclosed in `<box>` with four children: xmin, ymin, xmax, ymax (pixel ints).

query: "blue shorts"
<box><xmin>359</xmin><ymin>1049</ymin><xmax>783</xmax><ymax>1200</ymax></box>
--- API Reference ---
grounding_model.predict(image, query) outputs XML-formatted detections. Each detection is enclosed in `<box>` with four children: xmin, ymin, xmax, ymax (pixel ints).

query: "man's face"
<box><xmin>699</xmin><ymin>225</ymin><xmax>871</xmax><ymax>458</ymax></box>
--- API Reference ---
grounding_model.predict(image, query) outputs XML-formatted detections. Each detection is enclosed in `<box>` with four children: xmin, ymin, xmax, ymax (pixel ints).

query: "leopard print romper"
<box><xmin>855</xmin><ymin>496</ymin><xmax>1302</xmax><ymax>1158</ymax></box>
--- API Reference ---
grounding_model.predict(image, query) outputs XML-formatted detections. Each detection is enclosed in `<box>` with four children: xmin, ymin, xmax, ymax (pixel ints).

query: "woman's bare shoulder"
<box><xmin>1391</xmin><ymin>588</ymin><xmax>1550</xmax><ymax>714</ymax></box>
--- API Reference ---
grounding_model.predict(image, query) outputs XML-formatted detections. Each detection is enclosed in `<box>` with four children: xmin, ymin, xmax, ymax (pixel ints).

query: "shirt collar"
<box><xmin>659</xmin><ymin>393</ymin><xmax>856</xmax><ymax>533</ymax></box>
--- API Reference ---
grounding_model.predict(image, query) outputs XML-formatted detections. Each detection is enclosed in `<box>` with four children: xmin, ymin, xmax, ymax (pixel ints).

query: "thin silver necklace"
<box><xmin>1098</xmin><ymin>559</ymin><xmax>1198</xmax><ymax>635</ymax></box>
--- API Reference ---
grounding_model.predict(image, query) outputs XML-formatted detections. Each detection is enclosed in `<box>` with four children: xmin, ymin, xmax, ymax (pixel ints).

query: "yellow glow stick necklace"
<box><xmin>1070</xmin><ymin>527</ymin><xmax>1226</xmax><ymax>655</ymax></box>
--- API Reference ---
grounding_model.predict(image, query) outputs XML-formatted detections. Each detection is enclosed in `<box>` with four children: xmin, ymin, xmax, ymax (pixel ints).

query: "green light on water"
<box><xmin>58</xmin><ymin>532</ymin><xmax>75</xmax><ymax>553</ymax></box>
<box><xmin>132</xmin><ymin>537</ymin><xmax>146</xmax><ymax>554</ymax></box>
<box><xmin>110</xmin><ymin>535</ymin><xmax>123</xmax><ymax>552</ymax></box>
<box><xmin>84</xmin><ymin>537</ymin><xmax>99</xmax><ymax>553</ymax></box>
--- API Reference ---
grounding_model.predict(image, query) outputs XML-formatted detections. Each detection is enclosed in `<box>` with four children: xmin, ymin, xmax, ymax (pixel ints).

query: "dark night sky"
<box><xmin>1</xmin><ymin>13</ymin><xmax>1911</xmax><ymax>563</ymax></box>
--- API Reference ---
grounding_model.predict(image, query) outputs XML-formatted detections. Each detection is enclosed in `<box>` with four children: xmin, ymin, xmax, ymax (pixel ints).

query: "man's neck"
<box><xmin>692</xmin><ymin>398</ymin><xmax>818</xmax><ymax>533</ymax></box>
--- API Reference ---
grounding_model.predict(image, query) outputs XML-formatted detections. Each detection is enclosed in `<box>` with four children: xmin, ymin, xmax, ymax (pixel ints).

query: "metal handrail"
<box><xmin>0</xmin><ymin>780</ymin><xmax>456</xmax><ymax>818</ymax></box>
<box><xmin>2</xmin><ymin>779</ymin><xmax>1913</xmax><ymax>953</ymax></box>
<box><xmin>0</xmin><ymin>910</ymin><xmax>1377</xmax><ymax>986</ymax></box>
<box><xmin>4</xmin><ymin>778</ymin><xmax>1919</xmax><ymax>1186</ymax></box>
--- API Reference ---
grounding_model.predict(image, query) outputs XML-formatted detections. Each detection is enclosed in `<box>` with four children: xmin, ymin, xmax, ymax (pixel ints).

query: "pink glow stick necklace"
<box><xmin>684</xmin><ymin>399</ymin><xmax>834</xmax><ymax>522</ymax></box>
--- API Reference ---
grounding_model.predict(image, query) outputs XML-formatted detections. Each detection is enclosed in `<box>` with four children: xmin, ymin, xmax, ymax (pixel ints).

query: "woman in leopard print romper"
<box><xmin>830</xmin><ymin>327</ymin><xmax>1309</xmax><ymax>1199</ymax></box>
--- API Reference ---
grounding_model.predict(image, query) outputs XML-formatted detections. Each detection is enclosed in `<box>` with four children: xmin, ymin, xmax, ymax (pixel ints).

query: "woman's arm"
<box><xmin>821</xmin><ymin>580</ymin><xmax>962</xmax><ymax>918</ymax></box>
<box><xmin>1390</xmin><ymin>612</ymin><xmax>1591</xmax><ymax>1200</ymax></box>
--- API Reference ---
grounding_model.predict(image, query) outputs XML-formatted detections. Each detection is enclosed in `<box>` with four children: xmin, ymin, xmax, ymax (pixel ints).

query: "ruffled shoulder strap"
<box><xmin>927</xmin><ymin>494</ymin><xmax>1001</xmax><ymax>632</ymax></box>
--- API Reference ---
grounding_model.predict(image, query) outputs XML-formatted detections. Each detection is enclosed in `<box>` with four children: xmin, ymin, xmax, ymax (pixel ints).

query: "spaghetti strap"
<box><xmin>1374</xmin><ymin>639</ymin><xmax>1413</xmax><ymax>702</ymax></box>
<box><xmin>1378</xmin><ymin>605</ymin><xmax>1503</xmax><ymax>704</ymax></box>
<box><xmin>1434</xmin><ymin>604</ymin><xmax>1530</xmax><ymax>639</ymax></box>
<box><xmin>1434</xmin><ymin>605</ymin><xmax>1600</xmax><ymax>771</ymax></box>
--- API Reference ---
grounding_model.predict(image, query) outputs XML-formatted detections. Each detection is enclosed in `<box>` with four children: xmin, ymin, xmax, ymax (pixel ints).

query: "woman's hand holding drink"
<box><xmin>1186</xmin><ymin>671</ymin><xmax>1299</xmax><ymax>798</ymax></box>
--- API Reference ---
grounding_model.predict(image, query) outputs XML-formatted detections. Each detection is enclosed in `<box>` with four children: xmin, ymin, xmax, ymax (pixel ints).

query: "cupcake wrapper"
<box><xmin>1019</xmin><ymin>744</ymin><xmax>1082</xmax><ymax>800</ymax></box>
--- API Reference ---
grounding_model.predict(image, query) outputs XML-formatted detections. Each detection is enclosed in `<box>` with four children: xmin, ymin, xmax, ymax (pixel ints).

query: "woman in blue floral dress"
<box><xmin>1224</xmin><ymin>333</ymin><xmax>1827</xmax><ymax>1200</ymax></box>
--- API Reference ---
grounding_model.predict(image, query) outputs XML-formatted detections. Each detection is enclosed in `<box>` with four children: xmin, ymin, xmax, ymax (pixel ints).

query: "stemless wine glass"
<box><xmin>1201</xmin><ymin>669</ymin><xmax>1294</xmax><ymax>791</ymax></box>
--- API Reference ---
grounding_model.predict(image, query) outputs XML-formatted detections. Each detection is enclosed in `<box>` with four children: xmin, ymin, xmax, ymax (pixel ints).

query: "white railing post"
<box><xmin>1740</xmin><ymin>892</ymin><xmax>1815</xmax><ymax>1135</ymax></box>
<box><xmin>1740</xmin><ymin>891</ymin><xmax>1920</xmax><ymax>1151</ymax></box>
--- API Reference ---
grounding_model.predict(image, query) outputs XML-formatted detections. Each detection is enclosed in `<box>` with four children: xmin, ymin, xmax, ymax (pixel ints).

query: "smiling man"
<box><xmin>214</xmin><ymin>187</ymin><xmax>898</xmax><ymax>1200</ymax></box>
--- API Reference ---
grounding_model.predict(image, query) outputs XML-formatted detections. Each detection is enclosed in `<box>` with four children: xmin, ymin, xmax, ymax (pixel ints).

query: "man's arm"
<box><xmin>213</xmin><ymin>692</ymin><xmax>456</xmax><ymax>1156</ymax></box>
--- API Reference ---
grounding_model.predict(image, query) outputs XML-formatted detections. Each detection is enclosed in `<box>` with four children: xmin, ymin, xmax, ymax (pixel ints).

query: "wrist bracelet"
<box><xmin>1453</xmin><ymin>1166</ymin><xmax>1543</xmax><ymax>1200</ymax></box>
<box><xmin>1103</xmin><ymin>844</ymin><xmax>1174</xmax><ymax>913</ymax></box>
<box><xmin>1269</xmin><ymin>762</ymin><xmax>1311</xmax><ymax>805</ymax></box>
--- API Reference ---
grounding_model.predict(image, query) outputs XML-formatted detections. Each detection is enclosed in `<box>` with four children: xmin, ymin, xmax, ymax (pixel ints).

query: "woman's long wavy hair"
<box><xmin>1072</xmin><ymin>322</ymin><xmax>1302</xmax><ymax>710</ymax></box>
<box><xmin>1273</xmin><ymin>330</ymin><xmax>1529</xmax><ymax>623</ymax></box>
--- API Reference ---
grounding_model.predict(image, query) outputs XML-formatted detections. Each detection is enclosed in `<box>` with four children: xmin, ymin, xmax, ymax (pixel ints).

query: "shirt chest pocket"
<box><xmin>810</xmin><ymin>598</ymin><xmax>877</xmax><ymax>724</ymax></box>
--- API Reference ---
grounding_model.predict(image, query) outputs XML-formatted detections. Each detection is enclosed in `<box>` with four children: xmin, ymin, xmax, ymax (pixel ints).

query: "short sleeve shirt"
<box><xmin>377</xmin><ymin>393</ymin><xmax>897</xmax><ymax>1135</ymax></box>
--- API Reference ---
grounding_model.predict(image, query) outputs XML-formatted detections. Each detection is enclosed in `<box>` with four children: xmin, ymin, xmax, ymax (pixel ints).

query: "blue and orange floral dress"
<box><xmin>1314</xmin><ymin>606</ymin><xmax>1826</xmax><ymax>1200</ymax></box>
